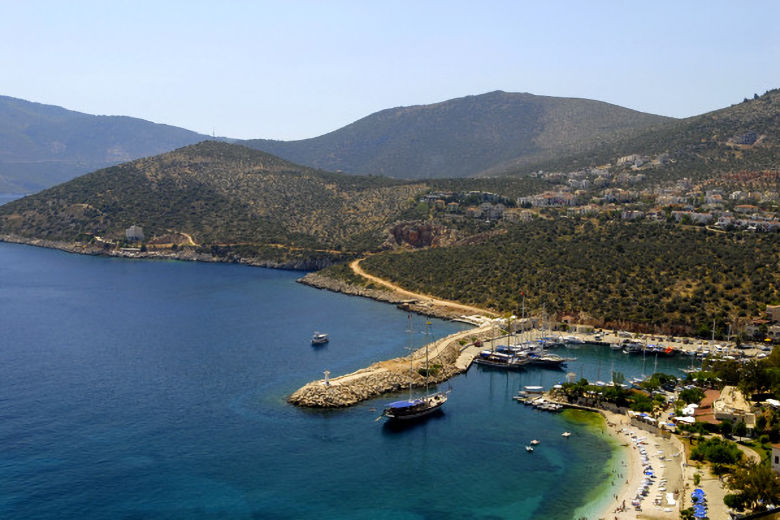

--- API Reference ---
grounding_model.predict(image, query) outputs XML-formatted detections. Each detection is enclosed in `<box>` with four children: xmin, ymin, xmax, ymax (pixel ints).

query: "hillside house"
<box><xmin>125</xmin><ymin>225</ymin><xmax>144</xmax><ymax>242</ymax></box>
<box><xmin>767</xmin><ymin>305</ymin><xmax>780</xmax><ymax>323</ymax></box>
<box><xmin>616</xmin><ymin>154</ymin><xmax>646</xmax><ymax>167</ymax></box>
<box><xmin>773</xmin><ymin>444</ymin><xmax>780</xmax><ymax>474</ymax></box>
<box><xmin>621</xmin><ymin>210</ymin><xmax>644</xmax><ymax>221</ymax></box>
<box><xmin>671</xmin><ymin>211</ymin><xmax>713</xmax><ymax>225</ymax></box>
<box><xmin>734</xmin><ymin>204</ymin><xmax>760</xmax><ymax>214</ymax></box>
<box><xmin>712</xmin><ymin>386</ymin><xmax>755</xmax><ymax>427</ymax></box>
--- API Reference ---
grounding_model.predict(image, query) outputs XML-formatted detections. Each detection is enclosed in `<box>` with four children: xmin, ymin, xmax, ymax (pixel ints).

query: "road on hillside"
<box><xmin>349</xmin><ymin>257</ymin><xmax>494</xmax><ymax>317</ymax></box>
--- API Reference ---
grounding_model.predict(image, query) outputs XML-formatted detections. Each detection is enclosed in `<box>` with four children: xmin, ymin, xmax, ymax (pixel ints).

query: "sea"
<box><xmin>0</xmin><ymin>206</ymin><xmax>690</xmax><ymax>519</ymax></box>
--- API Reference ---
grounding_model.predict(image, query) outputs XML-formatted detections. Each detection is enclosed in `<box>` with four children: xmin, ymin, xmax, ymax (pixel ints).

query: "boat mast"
<box><xmin>425</xmin><ymin>318</ymin><xmax>431</xmax><ymax>396</ymax></box>
<box><xmin>712</xmin><ymin>318</ymin><xmax>716</xmax><ymax>343</ymax></box>
<box><xmin>521</xmin><ymin>292</ymin><xmax>526</xmax><ymax>343</ymax></box>
<box><xmin>408</xmin><ymin>313</ymin><xmax>414</xmax><ymax>402</ymax></box>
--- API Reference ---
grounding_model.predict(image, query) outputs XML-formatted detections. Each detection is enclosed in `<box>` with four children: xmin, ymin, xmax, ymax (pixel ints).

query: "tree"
<box><xmin>680</xmin><ymin>387</ymin><xmax>704</xmax><ymax>404</ymax></box>
<box><xmin>720</xmin><ymin>419</ymin><xmax>733</xmax><ymax>438</ymax></box>
<box><xmin>727</xmin><ymin>461</ymin><xmax>780</xmax><ymax>511</ymax></box>
<box><xmin>734</xmin><ymin>421</ymin><xmax>748</xmax><ymax>439</ymax></box>
<box><xmin>739</xmin><ymin>360</ymin><xmax>768</xmax><ymax>399</ymax></box>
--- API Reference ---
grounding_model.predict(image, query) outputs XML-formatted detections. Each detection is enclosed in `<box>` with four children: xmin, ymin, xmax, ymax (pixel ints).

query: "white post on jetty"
<box><xmin>323</xmin><ymin>370</ymin><xmax>330</xmax><ymax>387</ymax></box>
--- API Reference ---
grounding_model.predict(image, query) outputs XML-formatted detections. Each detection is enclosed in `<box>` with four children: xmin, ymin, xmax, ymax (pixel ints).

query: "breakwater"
<box><xmin>298</xmin><ymin>271</ymin><xmax>485</xmax><ymax>321</ymax></box>
<box><xmin>288</xmin><ymin>322</ymin><xmax>493</xmax><ymax>407</ymax></box>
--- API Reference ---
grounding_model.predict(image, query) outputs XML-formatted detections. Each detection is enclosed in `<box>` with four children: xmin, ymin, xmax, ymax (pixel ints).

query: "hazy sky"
<box><xmin>2</xmin><ymin>1</ymin><xmax>778</xmax><ymax>140</ymax></box>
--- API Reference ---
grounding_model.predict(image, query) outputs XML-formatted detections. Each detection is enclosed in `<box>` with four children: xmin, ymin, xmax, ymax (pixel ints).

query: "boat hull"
<box><xmin>383</xmin><ymin>393</ymin><xmax>448</xmax><ymax>420</ymax></box>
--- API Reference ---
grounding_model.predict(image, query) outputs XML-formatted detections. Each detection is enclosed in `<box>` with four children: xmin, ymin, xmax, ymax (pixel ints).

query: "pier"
<box><xmin>289</xmin><ymin>322</ymin><xmax>494</xmax><ymax>407</ymax></box>
<box><xmin>290</xmin><ymin>321</ymin><xmax>769</xmax><ymax>408</ymax></box>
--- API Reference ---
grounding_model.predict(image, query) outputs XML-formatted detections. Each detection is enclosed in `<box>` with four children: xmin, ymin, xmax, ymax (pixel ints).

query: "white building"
<box><xmin>125</xmin><ymin>225</ymin><xmax>144</xmax><ymax>242</ymax></box>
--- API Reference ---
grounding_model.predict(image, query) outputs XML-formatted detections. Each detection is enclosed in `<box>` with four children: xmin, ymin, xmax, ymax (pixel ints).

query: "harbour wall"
<box><xmin>288</xmin><ymin>323</ymin><xmax>493</xmax><ymax>408</ymax></box>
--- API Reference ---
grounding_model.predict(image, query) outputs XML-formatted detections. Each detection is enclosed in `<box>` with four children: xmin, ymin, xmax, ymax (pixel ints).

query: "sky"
<box><xmin>2</xmin><ymin>1</ymin><xmax>779</xmax><ymax>140</ymax></box>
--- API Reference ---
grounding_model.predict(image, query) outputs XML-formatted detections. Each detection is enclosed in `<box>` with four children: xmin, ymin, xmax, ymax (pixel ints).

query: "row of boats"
<box><xmin>474</xmin><ymin>340</ymin><xmax>574</xmax><ymax>370</ymax></box>
<box><xmin>610</xmin><ymin>339</ymin><xmax>679</xmax><ymax>357</ymax></box>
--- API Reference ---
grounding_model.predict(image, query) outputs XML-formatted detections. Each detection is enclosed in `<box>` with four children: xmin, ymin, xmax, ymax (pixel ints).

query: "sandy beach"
<box><xmin>595</xmin><ymin>411</ymin><xmax>686</xmax><ymax>520</ymax></box>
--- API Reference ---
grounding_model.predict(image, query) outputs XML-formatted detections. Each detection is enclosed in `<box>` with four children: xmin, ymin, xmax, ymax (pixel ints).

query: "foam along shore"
<box><xmin>289</xmin><ymin>322</ymin><xmax>493</xmax><ymax>408</ymax></box>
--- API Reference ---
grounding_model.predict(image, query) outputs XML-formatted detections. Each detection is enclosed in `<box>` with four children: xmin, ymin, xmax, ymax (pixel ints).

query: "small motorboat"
<box><xmin>561</xmin><ymin>431</ymin><xmax>571</xmax><ymax>438</ymax></box>
<box><xmin>311</xmin><ymin>332</ymin><xmax>329</xmax><ymax>345</ymax></box>
<box><xmin>530</xmin><ymin>439</ymin><xmax>540</xmax><ymax>445</ymax></box>
<box><xmin>525</xmin><ymin>446</ymin><xmax>534</xmax><ymax>452</ymax></box>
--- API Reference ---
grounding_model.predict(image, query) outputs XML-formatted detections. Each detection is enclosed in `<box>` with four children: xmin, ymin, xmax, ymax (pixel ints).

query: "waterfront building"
<box><xmin>125</xmin><ymin>225</ymin><xmax>144</xmax><ymax>242</ymax></box>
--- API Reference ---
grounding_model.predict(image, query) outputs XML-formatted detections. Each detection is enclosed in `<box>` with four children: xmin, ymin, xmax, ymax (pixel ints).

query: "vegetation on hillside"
<box><xmin>0</xmin><ymin>95</ymin><xmax>214</xmax><ymax>192</ymax></box>
<box><xmin>504</xmin><ymin>89</ymin><xmax>780</xmax><ymax>186</ymax></box>
<box><xmin>244</xmin><ymin>90</ymin><xmax>671</xmax><ymax>179</ymax></box>
<box><xmin>0</xmin><ymin>142</ymin><xmax>427</xmax><ymax>261</ymax></box>
<box><xmin>359</xmin><ymin>218</ymin><xmax>780</xmax><ymax>335</ymax></box>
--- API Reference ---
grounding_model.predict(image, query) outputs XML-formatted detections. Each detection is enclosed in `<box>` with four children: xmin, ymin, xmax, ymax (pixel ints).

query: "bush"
<box><xmin>690</xmin><ymin>437</ymin><xmax>743</xmax><ymax>464</ymax></box>
<box><xmin>679</xmin><ymin>387</ymin><xmax>705</xmax><ymax>404</ymax></box>
<box><xmin>724</xmin><ymin>493</ymin><xmax>746</xmax><ymax>511</ymax></box>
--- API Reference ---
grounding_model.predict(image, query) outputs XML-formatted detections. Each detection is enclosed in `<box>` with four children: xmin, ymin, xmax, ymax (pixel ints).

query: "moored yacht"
<box><xmin>382</xmin><ymin>316</ymin><xmax>448</xmax><ymax>421</ymax></box>
<box><xmin>311</xmin><ymin>332</ymin><xmax>329</xmax><ymax>345</ymax></box>
<box><xmin>474</xmin><ymin>350</ymin><xmax>529</xmax><ymax>370</ymax></box>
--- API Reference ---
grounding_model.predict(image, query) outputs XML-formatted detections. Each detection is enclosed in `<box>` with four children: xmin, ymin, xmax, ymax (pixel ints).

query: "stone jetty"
<box><xmin>289</xmin><ymin>322</ymin><xmax>493</xmax><ymax>408</ymax></box>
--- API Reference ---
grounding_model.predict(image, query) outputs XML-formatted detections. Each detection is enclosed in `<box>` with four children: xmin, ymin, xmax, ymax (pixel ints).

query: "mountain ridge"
<box><xmin>0</xmin><ymin>95</ymin><xmax>222</xmax><ymax>192</ymax></box>
<box><xmin>242</xmin><ymin>90</ymin><xmax>675</xmax><ymax>179</ymax></box>
<box><xmin>494</xmin><ymin>88</ymin><xmax>779</xmax><ymax>183</ymax></box>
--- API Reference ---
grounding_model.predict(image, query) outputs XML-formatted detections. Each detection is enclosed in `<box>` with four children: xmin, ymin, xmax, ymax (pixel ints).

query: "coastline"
<box><xmin>0</xmin><ymin>234</ymin><xmax>336</xmax><ymax>271</ymax></box>
<box><xmin>592</xmin><ymin>410</ymin><xmax>685</xmax><ymax>520</ymax></box>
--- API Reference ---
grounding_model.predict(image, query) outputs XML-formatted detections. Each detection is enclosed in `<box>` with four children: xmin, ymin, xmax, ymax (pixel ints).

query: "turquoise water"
<box><xmin>0</xmin><ymin>242</ymin><xmax>688</xmax><ymax>519</ymax></box>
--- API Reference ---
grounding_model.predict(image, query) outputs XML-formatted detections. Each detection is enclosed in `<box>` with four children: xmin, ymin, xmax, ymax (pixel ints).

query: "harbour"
<box><xmin>1</xmin><ymin>241</ymin><xmax>658</xmax><ymax>520</ymax></box>
<box><xmin>0</xmin><ymin>241</ymin><xmax>751</xmax><ymax>519</ymax></box>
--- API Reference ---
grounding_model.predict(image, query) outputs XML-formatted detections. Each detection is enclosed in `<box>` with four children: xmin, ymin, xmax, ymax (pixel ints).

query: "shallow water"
<box><xmin>0</xmin><ymin>242</ymin><xmax>688</xmax><ymax>519</ymax></box>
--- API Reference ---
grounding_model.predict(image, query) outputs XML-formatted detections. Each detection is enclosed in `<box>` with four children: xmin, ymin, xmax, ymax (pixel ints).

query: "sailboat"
<box><xmin>382</xmin><ymin>315</ymin><xmax>448</xmax><ymax>421</ymax></box>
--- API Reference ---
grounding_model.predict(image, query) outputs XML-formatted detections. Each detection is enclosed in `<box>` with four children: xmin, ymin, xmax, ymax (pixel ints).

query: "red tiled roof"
<box><xmin>694</xmin><ymin>389</ymin><xmax>721</xmax><ymax>424</ymax></box>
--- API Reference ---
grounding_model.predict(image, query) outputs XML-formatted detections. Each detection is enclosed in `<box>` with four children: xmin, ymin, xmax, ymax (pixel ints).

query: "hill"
<box><xmin>351</xmin><ymin>217</ymin><xmax>779</xmax><ymax>336</ymax></box>
<box><xmin>243</xmin><ymin>91</ymin><xmax>673</xmax><ymax>179</ymax></box>
<box><xmin>0</xmin><ymin>95</ymin><xmax>217</xmax><ymax>193</ymax></box>
<box><xmin>498</xmin><ymin>89</ymin><xmax>780</xmax><ymax>184</ymax></box>
<box><xmin>0</xmin><ymin>142</ymin><xmax>427</xmax><ymax>266</ymax></box>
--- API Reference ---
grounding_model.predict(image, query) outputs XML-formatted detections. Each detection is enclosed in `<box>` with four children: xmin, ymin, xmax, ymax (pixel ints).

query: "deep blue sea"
<box><xmin>0</xmin><ymin>241</ymin><xmax>689</xmax><ymax>519</ymax></box>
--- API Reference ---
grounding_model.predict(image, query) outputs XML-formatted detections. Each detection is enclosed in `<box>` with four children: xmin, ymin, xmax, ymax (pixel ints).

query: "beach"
<box><xmin>595</xmin><ymin>411</ymin><xmax>686</xmax><ymax>520</ymax></box>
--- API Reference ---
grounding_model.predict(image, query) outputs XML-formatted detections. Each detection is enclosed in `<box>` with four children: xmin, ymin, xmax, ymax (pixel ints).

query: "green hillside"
<box><xmin>0</xmin><ymin>142</ymin><xmax>427</xmax><ymax>262</ymax></box>
<box><xmin>244</xmin><ymin>91</ymin><xmax>672</xmax><ymax>179</ymax></box>
<box><xmin>352</xmin><ymin>218</ymin><xmax>780</xmax><ymax>336</ymax></box>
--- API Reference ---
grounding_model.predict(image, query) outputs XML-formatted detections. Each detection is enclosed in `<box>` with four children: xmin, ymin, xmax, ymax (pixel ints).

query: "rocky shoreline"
<box><xmin>288</xmin><ymin>323</ymin><xmax>493</xmax><ymax>408</ymax></box>
<box><xmin>0</xmin><ymin>234</ymin><xmax>334</xmax><ymax>270</ymax></box>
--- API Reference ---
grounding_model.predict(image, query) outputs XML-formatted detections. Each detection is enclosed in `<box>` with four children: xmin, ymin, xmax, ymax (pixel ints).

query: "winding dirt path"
<box><xmin>349</xmin><ymin>257</ymin><xmax>495</xmax><ymax>317</ymax></box>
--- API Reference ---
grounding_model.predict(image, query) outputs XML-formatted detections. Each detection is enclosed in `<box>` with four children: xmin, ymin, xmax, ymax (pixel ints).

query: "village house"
<box><xmin>670</xmin><ymin>211</ymin><xmax>713</xmax><ymax>225</ymax></box>
<box><xmin>125</xmin><ymin>225</ymin><xmax>144</xmax><ymax>242</ymax></box>
<box><xmin>712</xmin><ymin>386</ymin><xmax>755</xmax><ymax>427</ymax></box>
<box><xmin>773</xmin><ymin>444</ymin><xmax>780</xmax><ymax>474</ymax></box>
<box><xmin>616</xmin><ymin>154</ymin><xmax>646</xmax><ymax>167</ymax></box>
<box><xmin>767</xmin><ymin>305</ymin><xmax>780</xmax><ymax>323</ymax></box>
<box><xmin>621</xmin><ymin>210</ymin><xmax>644</xmax><ymax>221</ymax></box>
<box><xmin>567</xmin><ymin>204</ymin><xmax>601</xmax><ymax>216</ymax></box>
<box><xmin>503</xmin><ymin>208</ymin><xmax>533</xmax><ymax>223</ymax></box>
<box><xmin>734</xmin><ymin>204</ymin><xmax>760</xmax><ymax>214</ymax></box>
